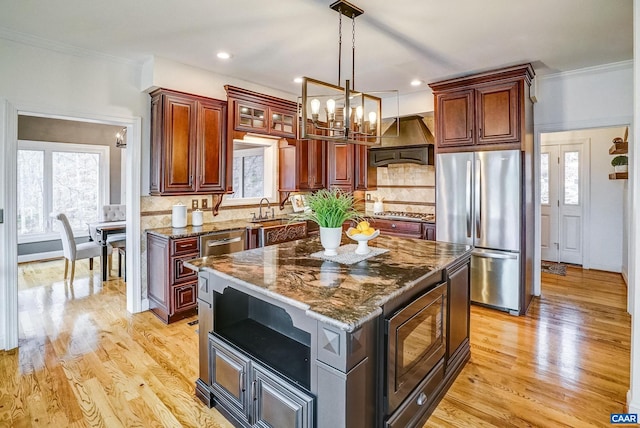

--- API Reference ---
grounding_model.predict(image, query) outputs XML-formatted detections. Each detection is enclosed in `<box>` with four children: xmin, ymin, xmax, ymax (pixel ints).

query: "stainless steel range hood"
<box><xmin>369</xmin><ymin>115</ymin><xmax>435</xmax><ymax>166</ymax></box>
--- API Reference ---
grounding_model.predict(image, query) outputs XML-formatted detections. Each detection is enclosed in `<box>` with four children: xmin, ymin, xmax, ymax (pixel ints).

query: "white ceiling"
<box><xmin>0</xmin><ymin>0</ymin><xmax>632</xmax><ymax>96</ymax></box>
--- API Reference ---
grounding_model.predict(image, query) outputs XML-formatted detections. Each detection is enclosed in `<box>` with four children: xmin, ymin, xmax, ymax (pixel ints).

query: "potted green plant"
<box><xmin>612</xmin><ymin>155</ymin><xmax>628</xmax><ymax>173</ymax></box>
<box><xmin>291</xmin><ymin>188</ymin><xmax>361</xmax><ymax>255</ymax></box>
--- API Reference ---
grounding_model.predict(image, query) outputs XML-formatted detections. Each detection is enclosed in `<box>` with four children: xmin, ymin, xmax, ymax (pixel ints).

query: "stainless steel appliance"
<box><xmin>385</xmin><ymin>282</ymin><xmax>446</xmax><ymax>413</ymax></box>
<box><xmin>436</xmin><ymin>150</ymin><xmax>522</xmax><ymax>314</ymax></box>
<box><xmin>200</xmin><ymin>230</ymin><xmax>245</xmax><ymax>257</ymax></box>
<box><xmin>196</xmin><ymin>229</ymin><xmax>246</xmax><ymax>407</ymax></box>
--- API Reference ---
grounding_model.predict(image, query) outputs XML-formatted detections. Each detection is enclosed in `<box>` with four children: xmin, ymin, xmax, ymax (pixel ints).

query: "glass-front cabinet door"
<box><xmin>270</xmin><ymin>110</ymin><xmax>295</xmax><ymax>137</ymax></box>
<box><xmin>236</xmin><ymin>102</ymin><xmax>268</xmax><ymax>133</ymax></box>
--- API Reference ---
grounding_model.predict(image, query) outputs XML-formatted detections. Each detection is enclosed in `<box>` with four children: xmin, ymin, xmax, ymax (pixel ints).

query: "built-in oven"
<box><xmin>385</xmin><ymin>282</ymin><xmax>447</xmax><ymax>413</ymax></box>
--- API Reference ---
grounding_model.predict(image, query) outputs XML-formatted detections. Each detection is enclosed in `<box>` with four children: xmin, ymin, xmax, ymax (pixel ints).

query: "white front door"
<box><xmin>540</xmin><ymin>145</ymin><xmax>559</xmax><ymax>261</ymax></box>
<box><xmin>540</xmin><ymin>142</ymin><xmax>585</xmax><ymax>265</ymax></box>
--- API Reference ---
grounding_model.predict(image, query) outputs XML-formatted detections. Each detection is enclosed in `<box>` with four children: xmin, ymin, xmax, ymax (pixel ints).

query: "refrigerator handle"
<box><xmin>466</xmin><ymin>160</ymin><xmax>472</xmax><ymax>238</ymax></box>
<box><xmin>475</xmin><ymin>158</ymin><xmax>481</xmax><ymax>239</ymax></box>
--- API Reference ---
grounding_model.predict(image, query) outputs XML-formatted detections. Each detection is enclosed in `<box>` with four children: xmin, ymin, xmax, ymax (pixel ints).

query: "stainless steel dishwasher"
<box><xmin>197</xmin><ymin>228</ymin><xmax>245</xmax><ymax>406</ymax></box>
<box><xmin>199</xmin><ymin>229</ymin><xmax>245</xmax><ymax>257</ymax></box>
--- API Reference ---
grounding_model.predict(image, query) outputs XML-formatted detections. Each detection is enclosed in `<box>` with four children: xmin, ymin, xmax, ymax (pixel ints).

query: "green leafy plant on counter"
<box><xmin>611</xmin><ymin>155</ymin><xmax>628</xmax><ymax>166</ymax></box>
<box><xmin>291</xmin><ymin>188</ymin><xmax>362</xmax><ymax>228</ymax></box>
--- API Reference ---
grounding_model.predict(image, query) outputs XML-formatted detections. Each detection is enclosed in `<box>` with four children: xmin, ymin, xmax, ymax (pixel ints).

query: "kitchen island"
<box><xmin>186</xmin><ymin>235</ymin><xmax>471</xmax><ymax>428</ymax></box>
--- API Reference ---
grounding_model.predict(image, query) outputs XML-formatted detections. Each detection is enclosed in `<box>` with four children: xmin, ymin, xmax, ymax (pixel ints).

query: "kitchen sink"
<box><xmin>256</xmin><ymin>219</ymin><xmax>308</xmax><ymax>247</ymax></box>
<box><xmin>251</xmin><ymin>218</ymin><xmax>295</xmax><ymax>227</ymax></box>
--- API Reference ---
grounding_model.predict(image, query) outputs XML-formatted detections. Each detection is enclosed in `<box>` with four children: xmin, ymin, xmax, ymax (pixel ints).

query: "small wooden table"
<box><xmin>91</xmin><ymin>221</ymin><xmax>126</xmax><ymax>281</ymax></box>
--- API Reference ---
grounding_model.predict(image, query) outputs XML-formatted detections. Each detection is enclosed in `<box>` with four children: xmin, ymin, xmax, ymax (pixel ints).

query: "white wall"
<box><xmin>535</xmin><ymin>61</ymin><xmax>633</xmax><ymax>128</ymax></box>
<box><xmin>0</xmin><ymin>38</ymin><xmax>147</xmax><ymax>120</ymax></box>
<box><xmin>541</xmin><ymin>127</ymin><xmax>627</xmax><ymax>272</ymax></box>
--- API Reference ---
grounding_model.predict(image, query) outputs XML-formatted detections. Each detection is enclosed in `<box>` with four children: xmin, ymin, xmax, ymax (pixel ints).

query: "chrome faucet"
<box><xmin>258</xmin><ymin>198</ymin><xmax>271</xmax><ymax>220</ymax></box>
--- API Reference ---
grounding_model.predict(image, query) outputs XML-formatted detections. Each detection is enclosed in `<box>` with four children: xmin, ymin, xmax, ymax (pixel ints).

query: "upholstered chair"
<box><xmin>50</xmin><ymin>212</ymin><xmax>112</xmax><ymax>283</ymax></box>
<box><xmin>101</xmin><ymin>204</ymin><xmax>126</xmax><ymax>279</ymax></box>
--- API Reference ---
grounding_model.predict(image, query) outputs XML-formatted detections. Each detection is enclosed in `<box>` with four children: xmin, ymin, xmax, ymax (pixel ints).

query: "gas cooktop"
<box><xmin>373</xmin><ymin>211</ymin><xmax>435</xmax><ymax>222</ymax></box>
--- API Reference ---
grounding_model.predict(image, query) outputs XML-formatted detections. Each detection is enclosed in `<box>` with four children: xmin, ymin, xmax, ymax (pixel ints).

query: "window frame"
<box><xmin>223</xmin><ymin>137</ymin><xmax>278</xmax><ymax>207</ymax></box>
<box><xmin>17</xmin><ymin>140</ymin><xmax>110</xmax><ymax>244</ymax></box>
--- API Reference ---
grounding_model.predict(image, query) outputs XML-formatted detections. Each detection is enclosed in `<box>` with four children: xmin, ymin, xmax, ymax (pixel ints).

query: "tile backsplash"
<box><xmin>365</xmin><ymin>164</ymin><xmax>436</xmax><ymax>215</ymax></box>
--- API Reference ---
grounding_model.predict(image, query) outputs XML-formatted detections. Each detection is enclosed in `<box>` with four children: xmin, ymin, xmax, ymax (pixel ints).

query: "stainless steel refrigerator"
<box><xmin>436</xmin><ymin>150</ymin><xmax>522</xmax><ymax>314</ymax></box>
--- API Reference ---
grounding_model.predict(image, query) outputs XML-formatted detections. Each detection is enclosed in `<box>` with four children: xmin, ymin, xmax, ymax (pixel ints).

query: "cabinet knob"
<box><xmin>391</xmin><ymin>223</ymin><xmax>397</xmax><ymax>228</ymax></box>
<box><xmin>416</xmin><ymin>392</ymin><xmax>427</xmax><ymax>406</ymax></box>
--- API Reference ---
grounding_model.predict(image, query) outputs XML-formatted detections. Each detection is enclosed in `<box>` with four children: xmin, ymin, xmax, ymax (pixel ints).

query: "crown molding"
<box><xmin>0</xmin><ymin>26</ymin><xmax>143</xmax><ymax>68</ymax></box>
<box><xmin>539</xmin><ymin>60</ymin><xmax>633</xmax><ymax>81</ymax></box>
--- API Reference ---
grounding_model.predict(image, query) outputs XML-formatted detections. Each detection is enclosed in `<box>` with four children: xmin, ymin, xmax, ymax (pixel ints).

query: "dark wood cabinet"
<box><xmin>446</xmin><ymin>258</ymin><xmax>470</xmax><ymax>368</ymax></box>
<box><xmin>430</xmin><ymin>64</ymin><xmax>534</xmax><ymax>153</ymax></box>
<box><xmin>149</xmin><ymin>89</ymin><xmax>227</xmax><ymax>195</ymax></box>
<box><xmin>279</xmin><ymin>138</ymin><xmax>326</xmax><ymax>193</ymax></box>
<box><xmin>436</xmin><ymin>90</ymin><xmax>474</xmax><ymax>148</ymax></box>
<box><xmin>147</xmin><ymin>233</ymin><xmax>198</xmax><ymax>323</ymax></box>
<box><xmin>422</xmin><ymin>223</ymin><xmax>436</xmax><ymax>241</ymax></box>
<box><xmin>327</xmin><ymin>142</ymin><xmax>376</xmax><ymax>191</ymax></box>
<box><xmin>327</xmin><ymin>142</ymin><xmax>354</xmax><ymax>190</ymax></box>
<box><xmin>475</xmin><ymin>81</ymin><xmax>519</xmax><ymax>145</ymax></box>
<box><xmin>233</xmin><ymin>100</ymin><xmax>296</xmax><ymax>139</ymax></box>
<box><xmin>369</xmin><ymin>218</ymin><xmax>423</xmax><ymax>239</ymax></box>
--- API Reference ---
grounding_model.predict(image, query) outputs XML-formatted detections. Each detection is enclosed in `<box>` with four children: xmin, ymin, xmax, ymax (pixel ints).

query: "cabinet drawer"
<box><xmin>370</xmin><ymin>219</ymin><xmax>422</xmax><ymax>238</ymax></box>
<box><xmin>385</xmin><ymin>359</ymin><xmax>445</xmax><ymax>428</ymax></box>
<box><xmin>171</xmin><ymin>253</ymin><xmax>199</xmax><ymax>284</ymax></box>
<box><xmin>172</xmin><ymin>237</ymin><xmax>199</xmax><ymax>256</ymax></box>
<box><xmin>173</xmin><ymin>282</ymin><xmax>197</xmax><ymax>313</ymax></box>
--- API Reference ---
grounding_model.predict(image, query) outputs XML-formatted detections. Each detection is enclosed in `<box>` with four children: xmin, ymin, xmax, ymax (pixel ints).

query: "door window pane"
<box><xmin>52</xmin><ymin>152</ymin><xmax>101</xmax><ymax>230</ymax></box>
<box><xmin>564</xmin><ymin>151</ymin><xmax>579</xmax><ymax>205</ymax></box>
<box><xmin>17</xmin><ymin>150</ymin><xmax>45</xmax><ymax>235</ymax></box>
<box><xmin>540</xmin><ymin>153</ymin><xmax>549</xmax><ymax>205</ymax></box>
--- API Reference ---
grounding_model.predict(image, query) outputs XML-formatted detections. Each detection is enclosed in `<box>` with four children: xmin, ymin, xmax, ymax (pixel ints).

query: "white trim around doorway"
<box><xmin>533</xmin><ymin>116</ymin><xmax>632</xmax><ymax>298</ymax></box>
<box><xmin>0</xmin><ymin>99</ymin><xmax>146</xmax><ymax>351</ymax></box>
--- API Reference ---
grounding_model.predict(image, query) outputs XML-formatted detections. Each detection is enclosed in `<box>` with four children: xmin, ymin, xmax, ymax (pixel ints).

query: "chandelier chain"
<box><xmin>338</xmin><ymin>8</ymin><xmax>342</xmax><ymax>85</ymax></box>
<box><xmin>352</xmin><ymin>14</ymin><xmax>356</xmax><ymax>89</ymax></box>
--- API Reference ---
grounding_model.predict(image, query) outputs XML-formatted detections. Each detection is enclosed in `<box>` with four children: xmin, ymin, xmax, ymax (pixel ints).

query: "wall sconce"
<box><xmin>115</xmin><ymin>127</ymin><xmax>127</xmax><ymax>148</ymax></box>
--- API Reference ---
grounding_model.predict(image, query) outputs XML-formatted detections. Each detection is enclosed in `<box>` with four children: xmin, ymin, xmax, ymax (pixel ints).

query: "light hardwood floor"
<box><xmin>1</xmin><ymin>260</ymin><xmax>630</xmax><ymax>427</ymax></box>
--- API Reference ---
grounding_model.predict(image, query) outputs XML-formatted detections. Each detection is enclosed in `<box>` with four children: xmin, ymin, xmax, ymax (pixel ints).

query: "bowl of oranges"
<box><xmin>346</xmin><ymin>221</ymin><xmax>380</xmax><ymax>255</ymax></box>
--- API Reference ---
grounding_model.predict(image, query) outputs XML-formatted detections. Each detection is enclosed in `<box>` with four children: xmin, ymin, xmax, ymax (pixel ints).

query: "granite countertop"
<box><xmin>146</xmin><ymin>220</ymin><xmax>253</xmax><ymax>239</ymax></box>
<box><xmin>185</xmin><ymin>235</ymin><xmax>471</xmax><ymax>331</ymax></box>
<box><xmin>145</xmin><ymin>215</ymin><xmax>299</xmax><ymax>239</ymax></box>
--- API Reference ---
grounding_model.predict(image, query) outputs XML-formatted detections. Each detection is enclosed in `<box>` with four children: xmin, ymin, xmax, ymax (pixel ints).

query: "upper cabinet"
<box><xmin>327</xmin><ymin>142</ymin><xmax>376</xmax><ymax>192</ymax></box>
<box><xmin>226</xmin><ymin>86</ymin><xmax>297</xmax><ymax>139</ymax></box>
<box><xmin>149</xmin><ymin>89</ymin><xmax>227</xmax><ymax>195</ymax></box>
<box><xmin>430</xmin><ymin>64</ymin><xmax>534</xmax><ymax>153</ymax></box>
<box><xmin>279</xmin><ymin>137</ymin><xmax>326</xmax><ymax>194</ymax></box>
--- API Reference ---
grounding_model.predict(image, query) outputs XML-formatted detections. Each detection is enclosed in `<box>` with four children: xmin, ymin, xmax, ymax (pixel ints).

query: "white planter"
<box><xmin>614</xmin><ymin>165</ymin><xmax>628</xmax><ymax>173</ymax></box>
<box><xmin>319</xmin><ymin>227</ymin><xmax>343</xmax><ymax>256</ymax></box>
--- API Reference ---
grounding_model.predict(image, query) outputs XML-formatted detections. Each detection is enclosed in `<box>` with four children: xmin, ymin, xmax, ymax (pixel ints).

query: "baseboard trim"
<box><xmin>18</xmin><ymin>250</ymin><xmax>63</xmax><ymax>263</ymax></box>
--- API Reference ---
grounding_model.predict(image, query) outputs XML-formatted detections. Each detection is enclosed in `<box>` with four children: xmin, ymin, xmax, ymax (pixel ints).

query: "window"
<box><xmin>17</xmin><ymin>140</ymin><xmax>110</xmax><ymax>243</ymax></box>
<box><xmin>226</xmin><ymin>136</ymin><xmax>277</xmax><ymax>205</ymax></box>
<box><xmin>232</xmin><ymin>148</ymin><xmax>265</xmax><ymax>198</ymax></box>
<box><xmin>564</xmin><ymin>151</ymin><xmax>580</xmax><ymax>205</ymax></box>
<box><xmin>540</xmin><ymin>153</ymin><xmax>549</xmax><ymax>205</ymax></box>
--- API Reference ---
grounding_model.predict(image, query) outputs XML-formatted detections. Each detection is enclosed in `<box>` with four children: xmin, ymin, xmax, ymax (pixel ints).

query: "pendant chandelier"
<box><xmin>299</xmin><ymin>0</ymin><xmax>399</xmax><ymax>146</ymax></box>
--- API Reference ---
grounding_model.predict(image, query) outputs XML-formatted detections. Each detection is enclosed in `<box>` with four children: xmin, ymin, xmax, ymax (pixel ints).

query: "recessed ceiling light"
<box><xmin>410</xmin><ymin>79</ymin><xmax>422</xmax><ymax>87</ymax></box>
<box><xmin>217</xmin><ymin>51</ymin><xmax>232</xmax><ymax>60</ymax></box>
<box><xmin>293</xmin><ymin>77</ymin><xmax>303</xmax><ymax>84</ymax></box>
